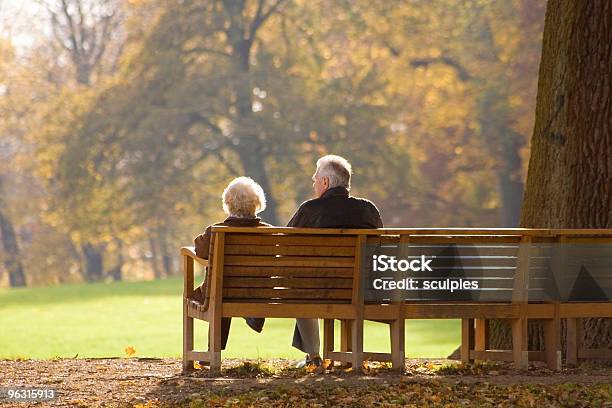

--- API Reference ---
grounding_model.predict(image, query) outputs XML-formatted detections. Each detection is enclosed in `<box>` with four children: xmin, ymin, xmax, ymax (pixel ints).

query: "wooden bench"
<box><xmin>181</xmin><ymin>227</ymin><xmax>612</xmax><ymax>374</ymax></box>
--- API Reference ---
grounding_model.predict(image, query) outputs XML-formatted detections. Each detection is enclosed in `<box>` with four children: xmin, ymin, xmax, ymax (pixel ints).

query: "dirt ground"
<box><xmin>1</xmin><ymin>358</ymin><xmax>611</xmax><ymax>407</ymax></box>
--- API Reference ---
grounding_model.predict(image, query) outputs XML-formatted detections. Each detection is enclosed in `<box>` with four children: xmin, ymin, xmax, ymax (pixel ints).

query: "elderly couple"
<box><xmin>193</xmin><ymin>154</ymin><xmax>383</xmax><ymax>369</ymax></box>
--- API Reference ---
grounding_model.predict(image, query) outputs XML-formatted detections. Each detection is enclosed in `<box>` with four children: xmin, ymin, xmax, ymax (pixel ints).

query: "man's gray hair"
<box><xmin>222</xmin><ymin>177</ymin><xmax>266</xmax><ymax>217</ymax></box>
<box><xmin>316</xmin><ymin>154</ymin><xmax>352</xmax><ymax>190</ymax></box>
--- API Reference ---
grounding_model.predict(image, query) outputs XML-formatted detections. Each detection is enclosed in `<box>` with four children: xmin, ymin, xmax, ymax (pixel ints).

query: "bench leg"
<box><xmin>350</xmin><ymin>319</ymin><xmax>364</xmax><ymax>372</ymax></box>
<box><xmin>460</xmin><ymin>319</ymin><xmax>474</xmax><ymax>363</ymax></box>
<box><xmin>474</xmin><ymin>318</ymin><xmax>488</xmax><ymax>361</ymax></box>
<box><xmin>182</xmin><ymin>302</ymin><xmax>194</xmax><ymax>373</ymax></box>
<box><xmin>323</xmin><ymin>319</ymin><xmax>334</xmax><ymax>361</ymax></box>
<box><xmin>566</xmin><ymin>318</ymin><xmax>581</xmax><ymax>366</ymax></box>
<box><xmin>543</xmin><ymin>317</ymin><xmax>561</xmax><ymax>370</ymax></box>
<box><xmin>512</xmin><ymin>318</ymin><xmax>528</xmax><ymax>369</ymax></box>
<box><xmin>341</xmin><ymin>319</ymin><xmax>352</xmax><ymax>352</ymax></box>
<box><xmin>390</xmin><ymin>318</ymin><xmax>405</xmax><ymax>371</ymax></box>
<box><xmin>208</xmin><ymin>316</ymin><xmax>222</xmax><ymax>376</ymax></box>
<box><xmin>340</xmin><ymin>319</ymin><xmax>352</xmax><ymax>367</ymax></box>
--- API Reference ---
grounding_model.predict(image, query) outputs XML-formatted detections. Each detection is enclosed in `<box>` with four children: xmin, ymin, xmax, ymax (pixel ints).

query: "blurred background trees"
<box><xmin>0</xmin><ymin>0</ymin><xmax>546</xmax><ymax>286</ymax></box>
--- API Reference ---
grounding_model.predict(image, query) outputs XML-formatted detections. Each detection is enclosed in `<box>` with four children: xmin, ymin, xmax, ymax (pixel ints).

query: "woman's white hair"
<box><xmin>316</xmin><ymin>154</ymin><xmax>352</xmax><ymax>190</ymax></box>
<box><xmin>222</xmin><ymin>177</ymin><xmax>266</xmax><ymax>217</ymax></box>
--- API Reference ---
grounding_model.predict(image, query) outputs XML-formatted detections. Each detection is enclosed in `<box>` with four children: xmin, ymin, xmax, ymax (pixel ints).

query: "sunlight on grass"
<box><xmin>0</xmin><ymin>278</ymin><xmax>459</xmax><ymax>359</ymax></box>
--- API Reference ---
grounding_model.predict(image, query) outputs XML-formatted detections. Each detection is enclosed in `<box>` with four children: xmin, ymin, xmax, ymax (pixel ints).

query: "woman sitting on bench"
<box><xmin>192</xmin><ymin>176</ymin><xmax>271</xmax><ymax>349</ymax></box>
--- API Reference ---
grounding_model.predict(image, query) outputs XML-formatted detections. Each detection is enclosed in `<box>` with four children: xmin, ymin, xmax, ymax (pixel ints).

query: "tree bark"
<box><xmin>490</xmin><ymin>0</ymin><xmax>612</xmax><ymax>353</ymax></box>
<box><xmin>0</xmin><ymin>176</ymin><xmax>26</xmax><ymax>287</ymax></box>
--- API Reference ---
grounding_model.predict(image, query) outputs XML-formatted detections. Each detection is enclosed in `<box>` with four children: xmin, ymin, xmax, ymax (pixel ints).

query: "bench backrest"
<box><xmin>215</xmin><ymin>230</ymin><xmax>360</xmax><ymax>304</ymax></box>
<box><xmin>209</xmin><ymin>227</ymin><xmax>612</xmax><ymax>305</ymax></box>
<box><xmin>363</xmin><ymin>234</ymin><xmax>584</xmax><ymax>302</ymax></box>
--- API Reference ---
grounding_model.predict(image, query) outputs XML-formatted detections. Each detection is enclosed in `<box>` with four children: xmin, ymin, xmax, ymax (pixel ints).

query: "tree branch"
<box><xmin>248</xmin><ymin>0</ymin><xmax>286</xmax><ymax>41</ymax></box>
<box><xmin>182</xmin><ymin>46</ymin><xmax>233</xmax><ymax>59</ymax></box>
<box><xmin>410</xmin><ymin>56</ymin><xmax>471</xmax><ymax>81</ymax></box>
<box><xmin>60</xmin><ymin>0</ymin><xmax>81</xmax><ymax>58</ymax></box>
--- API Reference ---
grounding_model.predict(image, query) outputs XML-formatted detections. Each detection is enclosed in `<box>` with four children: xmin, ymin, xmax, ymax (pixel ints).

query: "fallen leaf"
<box><xmin>124</xmin><ymin>346</ymin><xmax>136</xmax><ymax>357</ymax></box>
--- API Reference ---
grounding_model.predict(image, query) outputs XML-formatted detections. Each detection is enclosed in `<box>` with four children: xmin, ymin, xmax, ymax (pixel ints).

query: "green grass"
<box><xmin>0</xmin><ymin>278</ymin><xmax>460</xmax><ymax>360</ymax></box>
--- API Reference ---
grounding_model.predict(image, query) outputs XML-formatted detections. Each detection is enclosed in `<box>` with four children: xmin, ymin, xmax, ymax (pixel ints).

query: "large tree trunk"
<box><xmin>0</xmin><ymin>176</ymin><xmax>26</xmax><ymax>287</ymax></box>
<box><xmin>490</xmin><ymin>0</ymin><xmax>612</xmax><ymax>353</ymax></box>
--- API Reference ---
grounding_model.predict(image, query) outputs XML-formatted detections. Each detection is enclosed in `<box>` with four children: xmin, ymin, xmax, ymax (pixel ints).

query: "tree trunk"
<box><xmin>0</xmin><ymin>176</ymin><xmax>26</xmax><ymax>287</ymax></box>
<box><xmin>490</xmin><ymin>0</ymin><xmax>612</xmax><ymax>353</ymax></box>
<box><xmin>234</xmin><ymin>140</ymin><xmax>280</xmax><ymax>225</ymax></box>
<box><xmin>159</xmin><ymin>226</ymin><xmax>173</xmax><ymax>276</ymax></box>
<box><xmin>478</xmin><ymin>88</ymin><xmax>525</xmax><ymax>228</ymax></box>
<box><xmin>109</xmin><ymin>239</ymin><xmax>123</xmax><ymax>282</ymax></box>
<box><xmin>82</xmin><ymin>243</ymin><xmax>104</xmax><ymax>282</ymax></box>
<box><xmin>228</xmin><ymin>16</ymin><xmax>280</xmax><ymax>225</ymax></box>
<box><xmin>149</xmin><ymin>236</ymin><xmax>163</xmax><ymax>279</ymax></box>
<box><xmin>498</xmin><ymin>130</ymin><xmax>524</xmax><ymax>227</ymax></box>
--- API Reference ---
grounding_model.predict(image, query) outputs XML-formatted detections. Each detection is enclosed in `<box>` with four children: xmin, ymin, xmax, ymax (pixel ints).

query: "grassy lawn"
<box><xmin>0</xmin><ymin>278</ymin><xmax>459</xmax><ymax>360</ymax></box>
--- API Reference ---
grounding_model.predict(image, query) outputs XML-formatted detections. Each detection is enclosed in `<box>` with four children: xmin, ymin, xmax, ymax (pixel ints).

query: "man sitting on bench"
<box><xmin>287</xmin><ymin>154</ymin><xmax>383</xmax><ymax>369</ymax></box>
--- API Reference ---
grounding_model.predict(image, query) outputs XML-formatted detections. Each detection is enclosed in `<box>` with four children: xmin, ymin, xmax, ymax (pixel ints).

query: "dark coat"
<box><xmin>194</xmin><ymin>216</ymin><xmax>271</xmax><ymax>259</ymax></box>
<box><xmin>287</xmin><ymin>186</ymin><xmax>383</xmax><ymax>229</ymax></box>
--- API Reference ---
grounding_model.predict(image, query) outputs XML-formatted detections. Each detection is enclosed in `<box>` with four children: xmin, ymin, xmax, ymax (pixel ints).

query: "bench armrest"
<box><xmin>181</xmin><ymin>246</ymin><xmax>211</xmax><ymax>312</ymax></box>
<box><xmin>181</xmin><ymin>246</ymin><xmax>209</xmax><ymax>268</ymax></box>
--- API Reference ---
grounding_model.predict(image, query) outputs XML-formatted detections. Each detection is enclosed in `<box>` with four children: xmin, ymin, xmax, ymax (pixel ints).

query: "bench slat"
<box><xmin>224</xmin><ymin>298</ymin><xmax>352</xmax><ymax>304</ymax></box>
<box><xmin>224</xmin><ymin>277</ymin><xmax>353</xmax><ymax>289</ymax></box>
<box><xmin>224</xmin><ymin>244</ymin><xmax>355</xmax><ymax>257</ymax></box>
<box><xmin>223</xmin><ymin>288</ymin><xmax>352</xmax><ymax>300</ymax></box>
<box><xmin>382</xmin><ymin>236</ymin><xmax>525</xmax><ymax>244</ymax></box>
<box><xmin>367</xmin><ymin>257</ymin><xmax>548</xmax><ymax>268</ymax></box>
<box><xmin>222</xmin><ymin>302</ymin><xmax>355</xmax><ymax>318</ymax></box>
<box><xmin>212</xmin><ymin>226</ymin><xmax>572</xmax><ymax>234</ymax></box>
<box><xmin>224</xmin><ymin>255</ymin><xmax>355</xmax><ymax>267</ymax></box>
<box><xmin>225</xmin><ymin>234</ymin><xmax>357</xmax><ymax>246</ymax></box>
<box><xmin>367</xmin><ymin>243</ymin><xmax>552</xmax><ymax>257</ymax></box>
<box><xmin>381</xmin><ymin>269</ymin><xmax>517</xmax><ymax>279</ymax></box>
<box><xmin>398</xmin><ymin>291</ymin><xmax>515</xmax><ymax>302</ymax></box>
<box><xmin>224</xmin><ymin>266</ymin><xmax>354</xmax><ymax>278</ymax></box>
<box><xmin>401</xmin><ymin>303</ymin><xmax>520</xmax><ymax>318</ymax></box>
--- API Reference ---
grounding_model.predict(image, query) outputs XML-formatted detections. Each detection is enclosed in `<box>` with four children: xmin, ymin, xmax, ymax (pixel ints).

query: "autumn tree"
<box><xmin>1</xmin><ymin>0</ymin><xmax>547</xmax><ymax>285</ymax></box>
<box><xmin>39</xmin><ymin>0</ymin><xmax>125</xmax><ymax>281</ymax></box>
<box><xmin>44</xmin><ymin>0</ymin><xmax>124</xmax><ymax>85</ymax></box>
<box><xmin>0</xmin><ymin>36</ymin><xmax>28</xmax><ymax>287</ymax></box>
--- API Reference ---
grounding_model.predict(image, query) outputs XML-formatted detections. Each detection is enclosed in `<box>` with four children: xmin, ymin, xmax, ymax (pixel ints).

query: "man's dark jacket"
<box><xmin>287</xmin><ymin>186</ymin><xmax>383</xmax><ymax>229</ymax></box>
<box><xmin>287</xmin><ymin>186</ymin><xmax>383</xmax><ymax>352</ymax></box>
